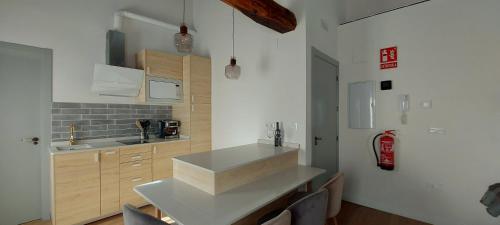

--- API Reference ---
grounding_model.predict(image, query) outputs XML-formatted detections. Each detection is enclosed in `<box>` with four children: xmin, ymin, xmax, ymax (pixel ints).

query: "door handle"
<box><xmin>314</xmin><ymin>136</ymin><xmax>322</xmax><ymax>146</ymax></box>
<box><xmin>21</xmin><ymin>137</ymin><xmax>39</xmax><ymax>145</ymax></box>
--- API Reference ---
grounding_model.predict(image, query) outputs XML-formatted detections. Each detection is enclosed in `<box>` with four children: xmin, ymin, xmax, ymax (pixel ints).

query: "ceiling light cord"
<box><xmin>182</xmin><ymin>0</ymin><xmax>186</xmax><ymax>24</ymax></box>
<box><xmin>232</xmin><ymin>8</ymin><xmax>235</xmax><ymax>58</ymax></box>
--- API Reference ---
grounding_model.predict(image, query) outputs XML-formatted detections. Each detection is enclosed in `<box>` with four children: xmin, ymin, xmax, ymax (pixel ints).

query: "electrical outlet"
<box><xmin>429</xmin><ymin>128</ymin><xmax>446</xmax><ymax>134</ymax></box>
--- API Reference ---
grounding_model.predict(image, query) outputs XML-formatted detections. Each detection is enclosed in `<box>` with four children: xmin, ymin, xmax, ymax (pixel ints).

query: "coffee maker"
<box><xmin>158</xmin><ymin>120</ymin><xmax>180</xmax><ymax>139</ymax></box>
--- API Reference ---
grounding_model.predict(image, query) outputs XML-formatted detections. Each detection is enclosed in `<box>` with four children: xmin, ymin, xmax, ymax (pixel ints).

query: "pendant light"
<box><xmin>175</xmin><ymin>0</ymin><xmax>193</xmax><ymax>53</ymax></box>
<box><xmin>225</xmin><ymin>8</ymin><xmax>241</xmax><ymax>80</ymax></box>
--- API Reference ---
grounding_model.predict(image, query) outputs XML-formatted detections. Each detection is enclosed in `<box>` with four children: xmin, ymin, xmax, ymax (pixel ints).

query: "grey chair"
<box><xmin>286</xmin><ymin>188</ymin><xmax>329</xmax><ymax>225</ymax></box>
<box><xmin>261</xmin><ymin>210</ymin><xmax>292</xmax><ymax>225</ymax></box>
<box><xmin>320</xmin><ymin>172</ymin><xmax>345</xmax><ymax>225</ymax></box>
<box><xmin>123</xmin><ymin>204</ymin><xmax>170</xmax><ymax>225</ymax></box>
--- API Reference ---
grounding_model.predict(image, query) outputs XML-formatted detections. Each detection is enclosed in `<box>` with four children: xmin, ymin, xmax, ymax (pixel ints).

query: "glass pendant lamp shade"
<box><xmin>175</xmin><ymin>24</ymin><xmax>193</xmax><ymax>53</ymax></box>
<box><xmin>225</xmin><ymin>8</ymin><xmax>241</xmax><ymax>80</ymax></box>
<box><xmin>225</xmin><ymin>57</ymin><xmax>241</xmax><ymax>80</ymax></box>
<box><xmin>175</xmin><ymin>0</ymin><xmax>192</xmax><ymax>53</ymax></box>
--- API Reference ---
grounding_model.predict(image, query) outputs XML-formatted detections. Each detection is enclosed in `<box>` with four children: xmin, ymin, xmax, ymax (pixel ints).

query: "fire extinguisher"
<box><xmin>372</xmin><ymin>130</ymin><xmax>396</xmax><ymax>171</ymax></box>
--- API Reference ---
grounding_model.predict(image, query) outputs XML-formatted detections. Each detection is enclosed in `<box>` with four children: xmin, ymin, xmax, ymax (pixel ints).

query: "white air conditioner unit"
<box><xmin>91</xmin><ymin>64</ymin><xmax>144</xmax><ymax>97</ymax></box>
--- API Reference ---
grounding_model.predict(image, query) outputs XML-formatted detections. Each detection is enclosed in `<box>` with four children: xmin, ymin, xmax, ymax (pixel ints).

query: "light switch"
<box><xmin>429</xmin><ymin>128</ymin><xmax>446</xmax><ymax>134</ymax></box>
<box><xmin>421</xmin><ymin>100</ymin><xmax>432</xmax><ymax>109</ymax></box>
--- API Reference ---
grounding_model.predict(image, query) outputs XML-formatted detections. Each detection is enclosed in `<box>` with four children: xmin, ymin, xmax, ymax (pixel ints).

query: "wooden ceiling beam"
<box><xmin>221</xmin><ymin>0</ymin><xmax>297</xmax><ymax>33</ymax></box>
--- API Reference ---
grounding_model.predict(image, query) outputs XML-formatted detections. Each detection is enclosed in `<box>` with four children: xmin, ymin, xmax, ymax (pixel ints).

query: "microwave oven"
<box><xmin>145</xmin><ymin>76</ymin><xmax>183</xmax><ymax>103</ymax></box>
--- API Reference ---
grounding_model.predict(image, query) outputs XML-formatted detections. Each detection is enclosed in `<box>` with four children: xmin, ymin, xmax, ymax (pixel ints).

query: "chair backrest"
<box><xmin>261</xmin><ymin>210</ymin><xmax>292</xmax><ymax>225</ymax></box>
<box><xmin>123</xmin><ymin>204</ymin><xmax>167</xmax><ymax>225</ymax></box>
<box><xmin>320</xmin><ymin>172</ymin><xmax>345</xmax><ymax>218</ymax></box>
<box><xmin>286</xmin><ymin>188</ymin><xmax>328</xmax><ymax>225</ymax></box>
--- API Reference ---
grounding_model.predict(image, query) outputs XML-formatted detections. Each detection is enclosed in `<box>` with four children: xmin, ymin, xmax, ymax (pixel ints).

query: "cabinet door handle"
<box><xmin>132</xmin><ymin>163</ymin><xmax>142</xmax><ymax>167</ymax></box>
<box><xmin>146</xmin><ymin>66</ymin><xmax>151</xmax><ymax>74</ymax></box>
<box><xmin>131</xmin><ymin>155</ymin><xmax>142</xmax><ymax>160</ymax></box>
<box><xmin>94</xmin><ymin>153</ymin><xmax>99</xmax><ymax>163</ymax></box>
<box><xmin>105</xmin><ymin>151</ymin><xmax>116</xmax><ymax>155</ymax></box>
<box><xmin>153</xmin><ymin>146</ymin><xmax>157</xmax><ymax>154</ymax></box>
<box><xmin>132</xmin><ymin>178</ymin><xmax>143</xmax><ymax>182</ymax></box>
<box><xmin>191</xmin><ymin>105</ymin><xmax>195</xmax><ymax>112</ymax></box>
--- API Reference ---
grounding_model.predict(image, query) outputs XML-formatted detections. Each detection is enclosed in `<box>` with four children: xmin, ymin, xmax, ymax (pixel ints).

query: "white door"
<box><xmin>311</xmin><ymin>48</ymin><xmax>339</xmax><ymax>188</ymax></box>
<box><xmin>0</xmin><ymin>42</ymin><xmax>52</xmax><ymax>224</ymax></box>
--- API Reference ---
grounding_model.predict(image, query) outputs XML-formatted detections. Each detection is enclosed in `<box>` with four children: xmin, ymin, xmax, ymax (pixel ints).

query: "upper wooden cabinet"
<box><xmin>52</xmin><ymin>151</ymin><xmax>101</xmax><ymax>225</ymax></box>
<box><xmin>173</xmin><ymin>55</ymin><xmax>212</xmax><ymax>142</ymax></box>
<box><xmin>136</xmin><ymin>49</ymin><xmax>183</xmax><ymax>80</ymax></box>
<box><xmin>186</xmin><ymin>55</ymin><xmax>212</xmax><ymax>104</ymax></box>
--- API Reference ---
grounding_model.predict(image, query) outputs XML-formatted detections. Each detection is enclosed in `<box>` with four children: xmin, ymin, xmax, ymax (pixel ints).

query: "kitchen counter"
<box><xmin>135</xmin><ymin>166</ymin><xmax>324</xmax><ymax>225</ymax></box>
<box><xmin>50</xmin><ymin>136</ymin><xmax>190</xmax><ymax>155</ymax></box>
<box><xmin>173</xmin><ymin>143</ymin><xmax>298</xmax><ymax>173</ymax></box>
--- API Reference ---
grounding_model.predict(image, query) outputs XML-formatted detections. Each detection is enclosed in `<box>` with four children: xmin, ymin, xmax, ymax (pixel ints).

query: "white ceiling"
<box><xmin>338</xmin><ymin>0</ymin><xmax>429</xmax><ymax>24</ymax></box>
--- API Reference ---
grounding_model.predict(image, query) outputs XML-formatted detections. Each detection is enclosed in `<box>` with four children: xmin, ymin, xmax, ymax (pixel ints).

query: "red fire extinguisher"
<box><xmin>372</xmin><ymin>130</ymin><xmax>396</xmax><ymax>171</ymax></box>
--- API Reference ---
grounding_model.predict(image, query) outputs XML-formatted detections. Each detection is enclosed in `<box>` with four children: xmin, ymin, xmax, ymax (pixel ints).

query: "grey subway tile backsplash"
<box><xmin>108</xmin><ymin>104</ymin><xmax>131</xmax><ymax>109</ymax></box>
<box><xmin>83</xmin><ymin>115</ymin><xmax>108</xmax><ymax>120</ymax></box>
<box><xmin>82</xmin><ymin>103</ymin><xmax>108</xmax><ymax>108</ymax></box>
<box><xmin>51</xmin><ymin>102</ymin><xmax>171</xmax><ymax>142</ymax></box>
<box><xmin>60</xmin><ymin>108</ymin><xmax>90</xmax><ymax>114</ymax></box>
<box><xmin>53</xmin><ymin>114</ymin><xmax>82</xmax><ymax>120</ymax></box>
<box><xmin>90</xmin><ymin>108</ymin><xmax>112</xmax><ymax>114</ymax></box>
<box><xmin>53</xmin><ymin>102</ymin><xmax>82</xmax><ymax>108</ymax></box>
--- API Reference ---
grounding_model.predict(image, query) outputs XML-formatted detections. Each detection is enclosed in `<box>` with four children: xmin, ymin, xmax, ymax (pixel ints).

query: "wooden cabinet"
<box><xmin>119</xmin><ymin>145</ymin><xmax>152</xmax><ymax>207</ymax></box>
<box><xmin>100</xmin><ymin>149</ymin><xmax>119</xmax><ymax>215</ymax></box>
<box><xmin>152</xmin><ymin>141</ymin><xmax>191</xmax><ymax>180</ymax></box>
<box><xmin>188</xmin><ymin>55</ymin><xmax>211</xmax><ymax>104</ymax></box>
<box><xmin>52</xmin><ymin>151</ymin><xmax>101</xmax><ymax>225</ymax></box>
<box><xmin>136</xmin><ymin>49</ymin><xmax>183</xmax><ymax>80</ymax></box>
<box><xmin>51</xmin><ymin>141</ymin><xmax>194</xmax><ymax>224</ymax></box>
<box><xmin>173</xmin><ymin>55</ymin><xmax>212</xmax><ymax>153</ymax></box>
<box><xmin>190</xmin><ymin>104</ymin><xmax>212</xmax><ymax>153</ymax></box>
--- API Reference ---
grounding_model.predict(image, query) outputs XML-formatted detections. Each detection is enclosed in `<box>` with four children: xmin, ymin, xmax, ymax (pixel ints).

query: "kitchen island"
<box><xmin>135</xmin><ymin>143</ymin><xmax>325</xmax><ymax>225</ymax></box>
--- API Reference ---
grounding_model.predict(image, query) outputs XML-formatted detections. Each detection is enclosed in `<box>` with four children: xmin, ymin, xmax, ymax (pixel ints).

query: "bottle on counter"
<box><xmin>274</xmin><ymin>122</ymin><xmax>282</xmax><ymax>147</ymax></box>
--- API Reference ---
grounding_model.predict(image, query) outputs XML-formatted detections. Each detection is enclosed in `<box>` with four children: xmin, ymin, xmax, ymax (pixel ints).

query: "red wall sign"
<box><xmin>380</xmin><ymin>46</ymin><xmax>398</xmax><ymax>70</ymax></box>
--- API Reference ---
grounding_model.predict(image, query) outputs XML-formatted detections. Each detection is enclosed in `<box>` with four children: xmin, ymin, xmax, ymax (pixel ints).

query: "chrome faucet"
<box><xmin>69</xmin><ymin>124</ymin><xmax>77</xmax><ymax>146</ymax></box>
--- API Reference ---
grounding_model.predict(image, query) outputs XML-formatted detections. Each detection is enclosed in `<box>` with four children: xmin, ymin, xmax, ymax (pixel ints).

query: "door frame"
<box><xmin>307</xmin><ymin>46</ymin><xmax>339</xmax><ymax>172</ymax></box>
<box><xmin>0</xmin><ymin>41</ymin><xmax>53</xmax><ymax>220</ymax></box>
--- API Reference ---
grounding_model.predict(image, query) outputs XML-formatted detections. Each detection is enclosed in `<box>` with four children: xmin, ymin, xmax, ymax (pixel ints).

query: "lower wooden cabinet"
<box><xmin>52</xmin><ymin>151</ymin><xmax>101</xmax><ymax>225</ymax></box>
<box><xmin>51</xmin><ymin>141</ymin><xmax>191</xmax><ymax>224</ymax></box>
<box><xmin>190</xmin><ymin>104</ymin><xmax>212</xmax><ymax>153</ymax></box>
<box><xmin>119</xmin><ymin>174</ymin><xmax>152</xmax><ymax>207</ymax></box>
<box><xmin>100</xmin><ymin>149</ymin><xmax>120</xmax><ymax>215</ymax></box>
<box><xmin>119</xmin><ymin>145</ymin><xmax>152</xmax><ymax>207</ymax></box>
<box><xmin>152</xmin><ymin>140</ymin><xmax>190</xmax><ymax>180</ymax></box>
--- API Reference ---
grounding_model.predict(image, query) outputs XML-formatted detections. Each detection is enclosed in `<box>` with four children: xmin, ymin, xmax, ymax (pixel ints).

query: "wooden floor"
<box><xmin>337</xmin><ymin>201</ymin><xmax>431</xmax><ymax>225</ymax></box>
<box><xmin>25</xmin><ymin>201</ymin><xmax>430</xmax><ymax>225</ymax></box>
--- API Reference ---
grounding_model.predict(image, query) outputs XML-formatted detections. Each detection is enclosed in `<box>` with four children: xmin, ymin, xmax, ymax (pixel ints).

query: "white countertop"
<box><xmin>50</xmin><ymin>136</ymin><xmax>190</xmax><ymax>155</ymax></box>
<box><xmin>172</xmin><ymin>143</ymin><xmax>299</xmax><ymax>173</ymax></box>
<box><xmin>135</xmin><ymin>165</ymin><xmax>324</xmax><ymax>225</ymax></box>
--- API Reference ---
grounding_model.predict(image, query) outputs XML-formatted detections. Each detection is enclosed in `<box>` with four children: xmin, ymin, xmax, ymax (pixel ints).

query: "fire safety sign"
<box><xmin>380</xmin><ymin>46</ymin><xmax>398</xmax><ymax>70</ymax></box>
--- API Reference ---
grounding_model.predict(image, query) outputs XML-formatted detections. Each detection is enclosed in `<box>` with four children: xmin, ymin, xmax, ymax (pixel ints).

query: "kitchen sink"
<box><xmin>56</xmin><ymin>144</ymin><xmax>93</xmax><ymax>151</ymax></box>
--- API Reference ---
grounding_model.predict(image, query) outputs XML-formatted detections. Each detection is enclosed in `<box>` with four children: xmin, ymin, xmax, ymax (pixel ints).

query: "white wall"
<box><xmin>305</xmin><ymin>0</ymin><xmax>340</xmax><ymax>165</ymax></box>
<box><xmin>338</xmin><ymin>0</ymin><xmax>428</xmax><ymax>24</ymax></box>
<box><xmin>338</xmin><ymin>0</ymin><xmax>500</xmax><ymax>224</ymax></box>
<box><xmin>0</xmin><ymin>0</ymin><xmax>193</xmax><ymax>219</ymax></box>
<box><xmin>193</xmin><ymin>0</ymin><xmax>309</xmax><ymax>162</ymax></box>
<box><xmin>0</xmin><ymin>0</ymin><xmax>194</xmax><ymax>104</ymax></box>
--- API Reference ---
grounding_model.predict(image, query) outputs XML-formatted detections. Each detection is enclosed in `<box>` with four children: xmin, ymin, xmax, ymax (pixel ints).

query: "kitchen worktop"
<box><xmin>50</xmin><ymin>136</ymin><xmax>190</xmax><ymax>155</ymax></box>
<box><xmin>173</xmin><ymin>143</ymin><xmax>299</xmax><ymax>173</ymax></box>
<box><xmin>135</xmin><ymin>166</ymin><xmax>324</xmax><ymax>225</ymax></box>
